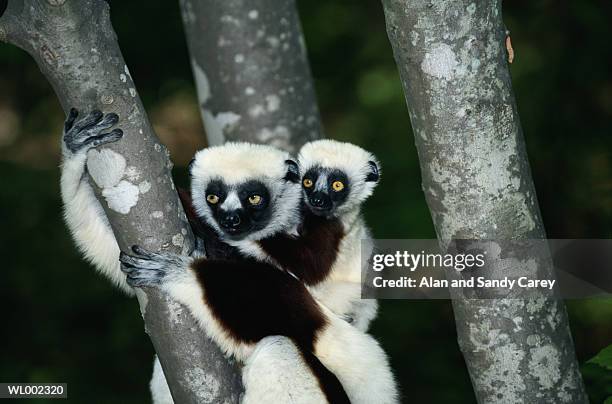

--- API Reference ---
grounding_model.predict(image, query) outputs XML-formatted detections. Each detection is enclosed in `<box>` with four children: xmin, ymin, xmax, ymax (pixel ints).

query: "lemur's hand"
<box><xmin>63</xmin><ymin>108</ymin><xmax>123</xmax><ymax>154</ymax></box>
<box><xmin>120</xmin><ymin>246</ymin><xmax>191</xmax><ymax>288</ymax></box>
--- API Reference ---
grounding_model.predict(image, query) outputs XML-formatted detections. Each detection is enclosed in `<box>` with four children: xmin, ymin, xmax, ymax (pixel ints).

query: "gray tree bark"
<box><xmin>381</xmin><ymin>0</ymin><xmax>588</xmax><ymax>403</ymax></box>
<box><xmin>0</xmin><ymin>1</ymin><xmax>241</xmax><ymax>403</ymax></box>
<box><xmin>179</xmin><ymin>0</ymin><xmax>323</xmax><ymax>153</ymax></box>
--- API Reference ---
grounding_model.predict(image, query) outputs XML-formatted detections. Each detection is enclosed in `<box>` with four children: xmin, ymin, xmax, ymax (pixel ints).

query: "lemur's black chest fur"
<box><xmin>258</xmin><ymin>206</ymin><xmax>345</xmax><ymax>285</ymax></box>
<box><xmin>194</xmin><ymin>257</ymin><xmax>325</xmax><ymax>349</ymax></box>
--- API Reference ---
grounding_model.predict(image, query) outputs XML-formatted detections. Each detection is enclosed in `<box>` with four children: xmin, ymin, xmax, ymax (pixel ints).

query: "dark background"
<box><xmin>1</xmin><ymin>0</ymin><xmax>611</xmax><ymax>403</ymax></box>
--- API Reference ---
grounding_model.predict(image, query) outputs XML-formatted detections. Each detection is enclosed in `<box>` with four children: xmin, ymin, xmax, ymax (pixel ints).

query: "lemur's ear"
<box><xmin>366</xmin><ymin>161</ymin><xmax>380</xmax><ymax>182</ymax></box>
<box><xmin>188</xmin><ymin>158</ymin><xmax>196</xmax><ymax>177</ymax></box>
<box><xmin>284</xmin><ymin>159</ymin><xmax>300</xmax><ymax>183</ymax></box>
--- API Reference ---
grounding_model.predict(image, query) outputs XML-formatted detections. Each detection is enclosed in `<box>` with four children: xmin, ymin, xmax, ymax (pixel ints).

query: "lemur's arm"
<box><xmin>60</xmin><ymin>109</ymin><xmax>129</xmax><ymax>292</ymax></box>
<box><xmin>257</xmin><ymin>211</ymin><xmax>345</xmax><ymax>284</ymax></box>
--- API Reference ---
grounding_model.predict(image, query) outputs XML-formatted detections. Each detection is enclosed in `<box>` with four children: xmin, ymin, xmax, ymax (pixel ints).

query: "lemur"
<box><xmin>298</xmin><ymin>140</ymin><xmax>380</xmax><ymax>331</ymax></box>
<box><xmin>120</xmin><ymin>142</ymin><xmax>398</xmax><ymax>404</ymax></box>
<box><xmin>237</xmin><ymin>140</ymin><xmax>380</xmax><ymax>332</ymax></box>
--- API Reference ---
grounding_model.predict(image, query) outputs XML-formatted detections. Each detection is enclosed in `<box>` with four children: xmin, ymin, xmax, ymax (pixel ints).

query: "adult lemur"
<box><xmin>61</xmin><ymin>111</ymin><xmax>396</xmax><ymax>403</ymax></box>
<box><xmin>121</xmin><ymin>142</ymin><xmax>397</xmax><ymax>404</ymax></box>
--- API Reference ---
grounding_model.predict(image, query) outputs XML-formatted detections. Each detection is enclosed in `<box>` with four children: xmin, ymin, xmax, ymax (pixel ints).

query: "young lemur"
<box><xmin>121</xmin><ymin>142</ymin><xmax>397</xmax><ymax>404</ymax></box>
<box><xmin>299</xmin><ymin>140</ymin><xmax>380</xmax><ymax>331</ymax></box>
<box><xmin>237</xmin><ymin>139</ymin><xmax>380</xmax><ymax>332</ymax></box>
<box><xmin>234</xmin><ymin>140</ymin><xmax>384</xmax><ymax>402</ymax></box>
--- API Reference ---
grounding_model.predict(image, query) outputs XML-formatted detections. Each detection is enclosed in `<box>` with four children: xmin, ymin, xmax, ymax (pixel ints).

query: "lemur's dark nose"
<box><xmin>309</xmin><ymin>191</ymin><xmax>329</xmax><ymax>208</ymax></box>
<box><xmin>221</xmin><ymin>212</ymin><xmax>241</xmax><ymax>228</ymax></box>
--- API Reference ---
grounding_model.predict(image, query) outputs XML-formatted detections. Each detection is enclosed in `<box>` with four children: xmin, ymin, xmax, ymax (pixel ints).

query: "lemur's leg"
<box><xmin>348</xmin><ymin>298</ymin><xmax>378</xmax><ymax>332</ymax></box>
<box><xmin>242</xmin><ymin>336</ymin><xmax>326</xmax><ymax>404</ymax></box>
<box><xmin>241</xmin><ymin>320</ymin><xmax>398</xmax><ymax>404</ymax></box>
<box><xmin>314</xmin><ymin>305</ymin><xmax>399</xmax><ymax>404</ymax></box>
<box><xmin>60</xmin><ymin>109</ymin><xmax>130</xmax><ymax>292</ymax></box>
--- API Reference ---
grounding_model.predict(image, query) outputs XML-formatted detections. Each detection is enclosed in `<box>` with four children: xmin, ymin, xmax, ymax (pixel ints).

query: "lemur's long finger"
<box><xmin>93</xmin><ymin>112</ymin><xmax>119</xmax><ymax>131</ymax></box>
<box><xmin>120</xmin><ymin>252</ymin><xmax>166</xmax><ymax>270</ymax></box>
<box><xmin>119</xmin><ymin>253</ymin><xmax>148</xmax><ymax>268</ymax></box>
<box><xmin>132</xmin><ymin>245</ymin><xmax>156</xmax><ymax>258</ymax></box>
<box><xmin>119</xmin><ymin>254</ymin><xmax>135</xmax><ymax>272</ymax></box>
<box><xmin>127</xmin><ymin>275</ymin><xmax>153</xmax><ymax>288</ymax></box>
<box><xmin>72</xmin><ymin>110</ymin><xmax>103</xmax><ymax>132</ymax></box>
<box><xmin>127</xmin><ymin>272</ymin><xmax>163</xmax><ymax>287</ymax></box>
<box><xmin>83</xmin><ymin>129</ymin><xmax>123</xmax><ymax>148</ymax></box>
<box><xmin>119</xmin><ymin>252</ymin><xmax>147</xmax><ymax>267</ymax></box>
<box><xmin>64</xmin><ymin>108</ymin><xmax>79</xmax><ymax>132</ymax></box>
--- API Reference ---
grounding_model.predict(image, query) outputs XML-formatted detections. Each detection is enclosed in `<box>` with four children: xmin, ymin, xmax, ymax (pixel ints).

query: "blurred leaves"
<box><xmin>582</xmin><ymin>344</ymin><xmax>612</xmax><ymax>403</ymax></box>
<box><xmin>588</xmin><ymin>345</ymin><xmax>612</xmax><ymax>371</ymax></box>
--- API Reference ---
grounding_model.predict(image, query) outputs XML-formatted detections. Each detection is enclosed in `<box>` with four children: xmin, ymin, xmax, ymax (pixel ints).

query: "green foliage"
<box><xmin>588</xmin><ymin>345</ymin><xmax>612</xmax><ymax>371</ymax></box>
<box><xmin>582</xmin><ymin>345</ymin><xmax>612</xmax><ymax>403</ymax></box>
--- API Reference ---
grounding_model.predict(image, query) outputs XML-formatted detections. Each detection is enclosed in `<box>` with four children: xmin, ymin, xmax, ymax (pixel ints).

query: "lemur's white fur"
<box><xmin>242</xmin><ymin>336</ymin><xmax>327</xmax><ymax>404</ymax></box>
<box><xmin>60</xmin><ymin>144</ymin><xmax>131</xmax><ymax>294</ymax></box>
<box><xmin>298</xmin><ymin>140</ymin><xmax>379</xmax><ymax>332</ymax></box>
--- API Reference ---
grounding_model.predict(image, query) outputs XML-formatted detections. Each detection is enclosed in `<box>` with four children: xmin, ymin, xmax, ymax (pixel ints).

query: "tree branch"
<box><xmin>380</xmin><ymin>0</ymin><xmax>588</xmax><ymax>402</ymax></box>
<box><xmin>1</xmin><ymin>1</ymin><xmax>240</xmax><ymax>402</ymax></box>
<box><xmin>180</xmin><ymin>0</ymin><xmax>323</xmax><ymax>153</ymax></box>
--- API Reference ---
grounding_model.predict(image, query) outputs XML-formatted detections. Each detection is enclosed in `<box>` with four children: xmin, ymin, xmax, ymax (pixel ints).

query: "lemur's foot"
<box><xmin>120</xmin><ymin>246</ymin><xmax>191</xmax><ymax>288</ymax></box>
<box><xmin>63</xmin><ymin>108</ymin><xmax>123</xmax><ymax>153</ymax></box>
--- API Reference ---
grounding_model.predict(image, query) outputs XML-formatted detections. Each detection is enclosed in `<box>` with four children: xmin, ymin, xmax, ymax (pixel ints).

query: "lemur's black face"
<box><xmin>204</xmin><ymin>179</ymin><xmax>272</xmax><ymax>240</ymax></box>
<box><xmin>301</xmin><ymin>167</ymin><xmax>350</xmax><ymax>217</ymax></box>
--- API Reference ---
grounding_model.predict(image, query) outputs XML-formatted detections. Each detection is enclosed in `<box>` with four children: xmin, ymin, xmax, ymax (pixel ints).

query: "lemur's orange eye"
<box><xmin>332</xmin><ymin>181</ymin><xmax>345</xmax><ymax>192</ymax></box>
<box><xmin>248</xmin><ymin>195</ymin><xmax>262</xmax><ymax>205</ymax></box>
<box><xmin>206</xmin><ymin>194</ymin><xmax>219</xmax><ymax>204</ymax></box>
<box><xmin>303</xmin><ymin>178</ymin><xmax>313</xmax><ymax>188</ymax></box>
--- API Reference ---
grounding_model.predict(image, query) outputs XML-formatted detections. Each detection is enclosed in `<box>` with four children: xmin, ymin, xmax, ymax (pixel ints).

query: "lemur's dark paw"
<box><xmin>119</xmin><ymin>245</ymin><xmax>190</xmax><ymax>288</ymax></box>
<box><xmin>120</xmin><ymin>248</ymin><xmax>167</xmax><ymax>288</ymax></box>
<box><xmin>63</xmin><ymin>108</ymin><xmax>123</xmax><ymax>153</ymax></box>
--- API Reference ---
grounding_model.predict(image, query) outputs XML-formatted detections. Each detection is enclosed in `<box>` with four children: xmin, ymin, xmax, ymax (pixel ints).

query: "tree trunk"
<box><xmin>177</xmin><ymin>0</ymin><xmax>324</xmax><ymax>397</ymax></box>
<box><xmin>380</xmin><ymin>0</ymin><xmax>588</xmax><ymax>402</ymax></box>
<box><xmin>0</xmin><ymin>1</ymin><xmax>241</xmax><ymax>403</ymax></box>
<box><xmin>179</xmin><ymin>0</ymin><xmax>323</xmax><ymax>153</ymax></box>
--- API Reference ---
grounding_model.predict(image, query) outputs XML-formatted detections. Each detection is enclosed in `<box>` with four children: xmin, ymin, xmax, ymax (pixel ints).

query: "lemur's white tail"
<box><xmin>314</xmin><ymin>307</ymin><xmax>399</xmax><ymax>404</ymax></box>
